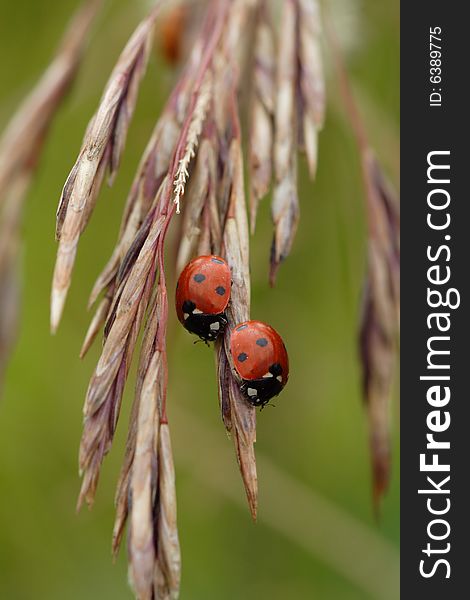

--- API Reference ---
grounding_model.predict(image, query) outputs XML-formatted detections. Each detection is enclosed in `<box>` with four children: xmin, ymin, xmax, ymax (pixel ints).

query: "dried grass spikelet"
<box><xmin>0</xmin><ymin>178</ymin><xmax>27</xmax><ymax>392</ymax></box>
<box><xmin>270</xmin><ymin>0</ymin><xmax>299</xmax><ymax>285</ymax></box>
<box><xmin>170</xmin><ymin>0</ymin><xmax>259</xmax><ymax>521</ymax></box>
<box><xmin>77</xmin><ymin>8</ymin><xmax>230</xmax><ymax>596</ymax></box>
<box><xmin>223</xmin><ymin>139</ymin><xmax>251</xmax><ymax>322</ymax></box>
<box><xmin>196</xmin><ymin>124</ymin><xmax>222</xmax><ymax>258</ymax></box>
<box><xmin>81</xmin><ymin>35</ymin><xmax>212</xmax><ymax>360</ymax></box>
<box><xmin>113</xmin><ymin>282</ymin><xmax>162</xmax><ymax>555</ymax></box>
<box><xmin>113</xmin><ymin>284</ymin><xmax>180</xmax><ymax>600</ymax></box>
<box><xmin>51</xmin><ymin>3</ymin><xmax>162</xmax><ymax>333</ymax></box>
<box><xmin>325</xmin><ymin>15</ymin><xmax>399</xmax><ymax>508</ymax></box>
<box><xmin>0</xmin><ymin>0</ymin><xmax>101</xmax><ymax>391</ymax></box>
<box><xmin>297</xmin><ymin>0</ymin><xmax>325</xmax><ymax>178</ymax></box>
<box><xmin>366</xmin><ymin>154</ymin><xmax>400</xmax><ymax>326</ymax></box>
<box><xmin>249</xmin><ymin>1</ymin><xmax>275</xmax><ymax>232</ymax></box>
<box><xmin>216</xmin><ymin>105</ymin><xmax>257</xmax><ymax>520</ymax></box>
<box><xmin>359</xmin><ymin>150</ymin><xmax>399</xmax><ymax>509</ymax></box>
<box><xmin>127</xmin><ymin>350</ymin><xmax>162</xmax><ymax>600</ymax></box>
<box><xmin>0</xmin><ymin>0</ymin><xmax>102</xmax><ymax>198</ymax></box>
<box><xmin>88</xmin><ymin>111</ymin><xmax>180</xmax><ymax>309</ymax></box>
<box><xmin>77</xmin><ymin>0</ymin><xmax>227</xmax><ymax>521</ymax></box>
<box><xmin>125</xmin><ymin>335</ymin><xmax>180</xmax><ymax>600</ymax></box>
<box><xmin>46</xmin><ymin>1</ymin><xmax>332</xmax><ymax>589</ymax></box>
<box><xmin>170</xmin><ymin>2</ymin><xmax>259</xmax><ymax>516</ymax></box>
<box><xmin>175</xmin><ymin>137</ymin><xmax>217</xmax><ymax>274</ymax></box>
<box><xmin>79</xmin><ymin>289</ymin><xmax>113</xmax><ymax>359</ymax></box>
<box><xmin>0</xmin><ymin>254</ymin><xmax>19</xmax><ymax>393</ymax></box>
<box><xmin>218</xmin><ymin>140</ymin><xmax>258</xmax><ymax>519</ymax></box>
<box><xmin>173</xmin><ymin>71</ymin><xmax>213</xmax><ymax>214</ymax></box>
<box><xmin>175</xmin><ymin>112</ymin><xmax>222</xmax><ymax>262</ymax></box>
<box><xmin>155</xmin><ymin>422</ymin><xmax>181</xmax><ymax>599</ymax></box>
<box><xmin>117</xmin><ymin>289</ymin><xmax>182</xmax><ymax>600</ymax></box>
<box><xmin>80</xmin><ymin>108</ymin><xmax>180</xmax><ymax>360</ymax></box>
<box><xmin>77</xmin><ymin>181</ymin><xmax>169</xmax><ymax>509</ymax></box>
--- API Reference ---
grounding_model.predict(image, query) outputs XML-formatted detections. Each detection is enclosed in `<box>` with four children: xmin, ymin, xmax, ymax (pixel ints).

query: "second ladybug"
<box><xmin>176</xmin><ymin>255</ymin><xmax>231</xmax><ymax>342</ymax></box>
<box><xmin>230</xmin><ymin>320</ymin><xmax>289</xmax><ymax>407</ymax></box>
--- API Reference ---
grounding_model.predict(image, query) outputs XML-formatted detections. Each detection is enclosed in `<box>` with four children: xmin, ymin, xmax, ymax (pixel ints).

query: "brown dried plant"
<box><xmin>0</xmin><ymin>0</ymin><xmax>102</xmax><ymax>393</ymax></box>
<box><xmin>47</xmin><ymin>0</ymin><xmax>329</xmax><ymax>594</ymax></box>
<box><xmin>325</xmin><ymin>14</ymin><xmax>400</xmax><ymax>510</ymax></box>
<box><xmin>0</xmin><ymin>0</ymin><xmax>398</xmax><ymax>598</ymax></box>
<box><xmin>359</xmin><ymin>152</ymin><xmax>399</xmax><ymax>510</ymax></box>
<box><xmin>51</xmin><ymin>2</ymin><xmax>161</xmax><ymax>332</ymax></box>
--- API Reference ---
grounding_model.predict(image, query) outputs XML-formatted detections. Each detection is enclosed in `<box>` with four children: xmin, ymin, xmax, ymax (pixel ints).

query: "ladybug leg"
<box><xmin>259</xmin><ymin>401</ymin><xmax>276</xmax><ymax>411</ymax></box>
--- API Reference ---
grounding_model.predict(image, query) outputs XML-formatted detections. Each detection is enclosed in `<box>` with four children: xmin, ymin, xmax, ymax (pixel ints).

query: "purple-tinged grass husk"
<box><xmin>220</xmin><ymin>132</ymin><xmax>257</xmax><ymax>520</ymax></box>
<box><xmin>0</xmin><ymin>0</ymin><xmax>102</xmax><ymax>198</ymax></box>
<box><xmin>248</xmin><ymin>1</ymin><xmax>275</xmax><ymax>233</ymax></box>
<box><xmin>37</xmin><ymin>0</ymin><xmax>400</xmax><ymax>593</ymax></box>
<box><xmin>75</xmin><ymin>6</ymin><xmax>231</xmax><ymax>597</ymax></box>
<box><xmin>51</xmin><ymin>3</ymin><xmax>162</xmax><ymax>333</ymax></box>
<box><xmin>175</xmin><ymin>137</ymin><xmax>216</xmax><ymax>274</ymax></box>
<box><xmin>156</xmin><ymin>422</ymin><xmax>181</xmax><ymax>599</ymax></box>
<box><xmin>0</xmin><ymin>0</ymin><xmax>102</xmax><ymax>393</ymax></box>
<box><xmin>77</xmin><ymin>185</ymin><xmax>168</xmax><ymax>508</ymax></box>
<box><xmin>127</xmin><ymin>348</ymin><xmax>161</xmax><ymax>600</ymax></box>
<box><xmin>297</xmin><ymin>0</ymin><xmax>325</xmax><ymax>178</ymax></box>
<box><xmin>359</xmin><ymin>150</ymin><xmax>399</xmax><ymax>510</ymax></box>
<box><xmin>325</xmin><ymin>14</ymin><xmax>400</xmax><ymax>511</ymax></box>
<box><xmin>270</xmin><ymin>0</ymin><xmax>299</xmax><ymax>286</ymax></box>
<box><xmin>0</xmin><ymin>178</ymin><xmax>27</xmax><ymax>393</ymax></box>
<box><xmin>87</xmin><ymin>111</ymin><xmax>180</xmax><ymax>311</ymax></box>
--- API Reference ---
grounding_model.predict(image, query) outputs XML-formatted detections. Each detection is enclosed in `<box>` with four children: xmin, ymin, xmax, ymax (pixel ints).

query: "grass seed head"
<box><xmin>0</xmin><ymin>0</ymin><xmax>102</xmax><ymax>393</ymax></box>
<box><xmin>51</xmin><ymin>5</ymin><xmax>160</xmax><ymax>333</ymax></box>
<box><xmin>359</xmin><ymin>152</ymin><xmax>400</xmax><ymax>509</ymax></box>
<box><xmin>298</xmin><ymin>0</ymin><xmax>325</xmax><ymax>177</ymax></box>
<box><xmin>30</xmin><ymin>0</ymin><xmax>399</xmax><ymax>596</ymax></box>
<box><xmin>248</xmin><ymin>4</ymin><xmax>275</xmax><ymax>232</ymax></box>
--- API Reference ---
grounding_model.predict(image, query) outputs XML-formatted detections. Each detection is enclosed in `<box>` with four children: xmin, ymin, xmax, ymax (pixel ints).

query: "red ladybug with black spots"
<box><xmin>176</xmin><ymin>255</ymin><xmax>231</xmax><ymax>342</ymax></box>
<box><xmin>230</xmin><ymin>320</ymin><xmax>289</xmax><ymax>407</ymax></box>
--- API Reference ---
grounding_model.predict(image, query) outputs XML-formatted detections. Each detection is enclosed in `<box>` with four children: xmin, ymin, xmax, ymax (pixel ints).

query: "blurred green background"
<box><xmin>0</xmin><ymin>1</ymin><xmax>399</xmax><ymax>598</ymax></box>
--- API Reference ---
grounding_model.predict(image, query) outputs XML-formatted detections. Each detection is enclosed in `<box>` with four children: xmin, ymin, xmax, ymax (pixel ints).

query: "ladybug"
<box><xmin>230</xmin><ymin>320</ymin><xmax>289</xmax><ymax>407</ymax></box>
<box><xmin>157</xmin><ymin>5</ymin><xmax>188</xmax><ymax>65</ymax></box>
<box><xmin>176</xmin><ymin>255</ymin><xmax>231</xmax><ymax>342</ymax></box>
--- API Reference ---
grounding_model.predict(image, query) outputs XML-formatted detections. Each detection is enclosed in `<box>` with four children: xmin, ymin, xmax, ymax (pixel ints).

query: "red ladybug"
<box><xmin>230</xmin><ymin>320</ymin><xmax>289</xmax><ymax>407</ymax></box>
<box><xmin>176</xmin><ymin>255</ymin><xmax>231</xmax><ymax>342</ymax></box>
<box><xmin>158</xmin><ymin>5</ymin><xmax>187</xmax><ymax>65</ymax></box>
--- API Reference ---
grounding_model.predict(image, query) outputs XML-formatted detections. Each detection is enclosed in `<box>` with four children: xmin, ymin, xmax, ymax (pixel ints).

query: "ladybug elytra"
<box><xmin>230</xmin><ymin>320</ymin><xmax>289</xmax><ymax>407</ymax></box>
<box><xmin>176</xmin><ymin>255</ymin><xmax>231</xmax><ymax>342</ymax></box>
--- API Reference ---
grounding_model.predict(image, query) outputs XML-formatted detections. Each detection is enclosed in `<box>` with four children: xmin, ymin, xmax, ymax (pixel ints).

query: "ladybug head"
<box><xmin>240</xmin><ymin>362</ymin><xmax>285</xmax><ymax>408</ymax></box>
<box><xmin>181</xmin><ymin>300</ymin><xmax>227</xmax><ymax>342</ymax></box>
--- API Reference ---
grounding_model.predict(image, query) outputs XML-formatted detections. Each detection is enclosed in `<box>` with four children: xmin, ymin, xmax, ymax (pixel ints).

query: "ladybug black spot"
<box><xmin>269</xmin><ymin>362</ymin><xmax>283</xmax><ymax>376</ymax></box>
<box><xmin>215</xmin><ymin>286</ymin><xmax>226</xmax><ymax>296</ymax></box>
<box><xmin>238</xmin><ymin>352</ymin><xmax>248</xmax><ymax>362</ymax></box>
<box><xmin>182</xmin><ymin>300</ymin><xmax>196</xmax><ymax>313</ymax></box>
<box><xmin>193</xmin><ymin>274</ymin><xmax>206</xmax><ymax>283</ymax></box>
<box><xmin>256</xmin><ymin>337</ymin><xmax>268</xmax><ymax>347</ymax></box>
